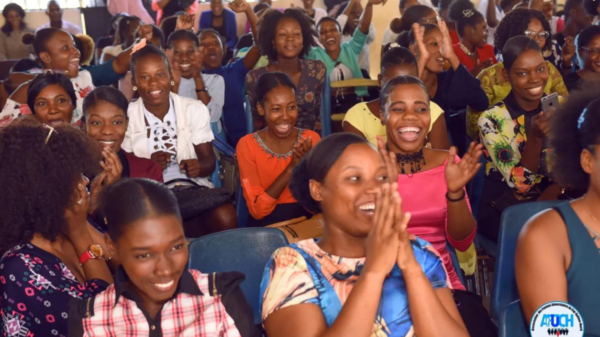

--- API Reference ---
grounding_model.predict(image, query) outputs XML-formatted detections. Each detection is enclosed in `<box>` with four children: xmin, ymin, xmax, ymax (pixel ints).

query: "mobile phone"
<box><xmin>541</xmin><ymin>92</ymin><xmax>559</xmax><ymax>112</ymax></box>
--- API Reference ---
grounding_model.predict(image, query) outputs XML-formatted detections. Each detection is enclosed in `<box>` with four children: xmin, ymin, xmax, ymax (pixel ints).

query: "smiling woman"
<box><xmin>477</xmin><ymin>36</ymin><xmax>562</xmax><ymax>243</ymax></box>
<box><xmin>67</xmin><ymin>178</ymin><xmax>259</xmax><ymax>336</ymax></box>
<box><xmin>26</xmin><ymin>72</ymin><xmax>76</xmax><ymax>126</ymax></box>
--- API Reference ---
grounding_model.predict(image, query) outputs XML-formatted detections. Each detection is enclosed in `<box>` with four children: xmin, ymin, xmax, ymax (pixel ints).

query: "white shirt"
<box><xmin>101</xmin><ymin>45</ymin><xmax>122</xmax><ymax>59</ymax></box>
<box><xmin>382</xmin><ymin>28</ymin><xmax>399</xmax><ymax>47</ymax></box>
<box><xmin>477</xmin><ymin>0</ymin><xmax>505</xmax><ymax>45</ymax></box>
<box><xmin>178</xmin><ymin>74</ymin><xmax>225</xmax><ymax>134</ymax></box>
<box><xmin>337</xmin><ymin>14</ymin><xmax>376</xmax><ymax>72</ymax></box>
<box><xmin>36</xmin><ymin>21</ymin><xmax>82</xmax><ymax>35</ymax></box>
<box><xmin>123</xmin><ymin>93</ymin><xmax>214</xmax><ymax>188</ymax></box>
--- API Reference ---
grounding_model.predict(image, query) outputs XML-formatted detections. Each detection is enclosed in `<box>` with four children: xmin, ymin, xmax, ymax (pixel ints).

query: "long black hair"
<box><xmin>100</xmin><ymin>178</ymin><xmax>181</xmax><ymax>242</ymax></box>
<box><xmin>26</xmin><ymin>72</ymin><xmax>77</xmax><ymax>114</ymax></box>
<box><xmin>290</xmin><ymin>133</ymin><xmax>369</xmax><ymax>213</ymax></box>
<box><xmin>1</xmin><ymin>3</ymin><xmax>25</xmax><ymax>36</ymax></box>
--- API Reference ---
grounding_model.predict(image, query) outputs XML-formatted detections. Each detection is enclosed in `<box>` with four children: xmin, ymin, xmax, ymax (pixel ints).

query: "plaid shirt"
<box><xmin>68</xmin><ymin>268</ymin><xmax>242</xmax><ymax>337</ymax></box>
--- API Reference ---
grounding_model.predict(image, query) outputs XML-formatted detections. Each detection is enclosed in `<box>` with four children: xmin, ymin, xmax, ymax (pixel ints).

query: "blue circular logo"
<box><xmin>529</xmin><ymin>301</ymin><xmax>584</xmax><ymax>337</ymax></box>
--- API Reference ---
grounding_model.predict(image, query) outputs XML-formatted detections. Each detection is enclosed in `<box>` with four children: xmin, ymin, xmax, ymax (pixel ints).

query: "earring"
<box><xmin>133</xmin><ymin>86</ymin><xmax>137</xmax><ymax>91</ymax></box>
<box><xmin>171</xmin><ymin>81</ymin><xmax>175</xmax><ymax>86</ymax></box>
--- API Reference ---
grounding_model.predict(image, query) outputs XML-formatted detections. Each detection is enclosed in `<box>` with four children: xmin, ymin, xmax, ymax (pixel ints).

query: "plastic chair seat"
<box><xmin>499</xmin><ymin>300</ymin><xmax>529</xmax><ymax>337</ymax></box>
<box><xmin>187</xmin><ymin>228</ymin><xmax>289</xmax><ymax>325</ymax></box>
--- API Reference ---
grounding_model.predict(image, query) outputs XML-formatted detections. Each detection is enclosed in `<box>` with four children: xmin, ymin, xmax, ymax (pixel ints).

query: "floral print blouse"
<box><xmin>0</xmin><ymin>243</ymin><xmax>108</xmax><ymax>337</ymax></box>
<box><xmin>478</xmin><ymin>92</ymin><xmax>554</xmax><ymax>196</ymax></box>
<box><xmin>259</xmin><ymin>239</ymin><xmax>450</xmax><ymax>336</ymax></box>
<box><xmin>466</xmin><ymin>61</ymin><xmax>568</xmax><ymax>140</ymax></box>
<box><xmin>246</xmin><ymin>59</ymin><xmax>326</xmax><ymax>132</ymax></box>
<box><xmin>0</xmin><ymin>70</ymin><xmax>94</xmax><ymax>128</ymax></box>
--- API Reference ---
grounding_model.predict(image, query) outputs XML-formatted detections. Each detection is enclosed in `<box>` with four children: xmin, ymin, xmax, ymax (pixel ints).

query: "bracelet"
<box><xmin>195</xmin><ymin>87</ymin><xmax>207</xmax><ymax>93</ymax></box>
<box><xmin>446</xmin><ymin>190</ymin><xmax>466</xmax><ymax>202</ymax></box>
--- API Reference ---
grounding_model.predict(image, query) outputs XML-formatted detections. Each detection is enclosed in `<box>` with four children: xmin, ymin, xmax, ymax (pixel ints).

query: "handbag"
<box><xmin>167</xmin><ymin>179</ymin><xmax>232</xmax><ymax>220</ymax></box>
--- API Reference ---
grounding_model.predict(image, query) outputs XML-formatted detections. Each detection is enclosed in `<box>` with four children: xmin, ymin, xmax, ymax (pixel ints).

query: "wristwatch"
<box><xmin>195</xmin><ymin>87</ymin><xmax>207</xmax><ymax>93</ymax></box>
<box><xmin>79</xmin><ymin>244</ymin><xmax>104</xmax><ymax>266</ymax></box>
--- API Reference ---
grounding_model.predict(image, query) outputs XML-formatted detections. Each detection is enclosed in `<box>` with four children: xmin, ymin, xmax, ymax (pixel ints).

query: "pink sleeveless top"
<box><xmin>397</xmin><ymin>157</ymin><xmax>476</xmax><ymax>290</ymax></box>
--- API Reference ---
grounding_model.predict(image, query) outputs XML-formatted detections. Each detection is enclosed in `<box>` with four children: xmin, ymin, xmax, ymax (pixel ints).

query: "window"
<box><xmin>0</xmin><ymin>0</ymin><xmax>103</xmax><ymax>10</ymax></box>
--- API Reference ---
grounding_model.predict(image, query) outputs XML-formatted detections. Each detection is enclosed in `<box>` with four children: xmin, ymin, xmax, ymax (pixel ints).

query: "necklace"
<box><xmin>391</xmin><ymin>147</ymin><xmax>426</xmax><ymax>176</ymax></box>
<box><xmin>459</xmin><ymin>43</ymin><xmax>476</xmax><ymax>57</ymax></box>
<box><xmin>582</xmin><ymin>195</ymin><xmax>600</xmax><ymax>254</ymax></box>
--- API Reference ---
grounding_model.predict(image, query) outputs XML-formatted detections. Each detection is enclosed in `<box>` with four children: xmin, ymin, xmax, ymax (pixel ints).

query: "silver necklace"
<box><xmin>459</xmin><ymin>43</ymin><xmax>476</xmax><ymax>57</ymax></box>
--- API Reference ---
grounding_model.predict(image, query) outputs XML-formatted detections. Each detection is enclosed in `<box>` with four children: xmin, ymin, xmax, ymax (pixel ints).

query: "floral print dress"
<box><xmin>246</xmin><ymin>59</ymin><xmax>326</xmax><ymax>132</ymax></box>
<box><xmin>0</xmin><ymin>243</ymin><xmax>108</xmax><ymax>337</ymax></box>
<box><xmin>0</xmin><ymin>70</ymin><xmax>94</xmax><ymax>128</ymax></box>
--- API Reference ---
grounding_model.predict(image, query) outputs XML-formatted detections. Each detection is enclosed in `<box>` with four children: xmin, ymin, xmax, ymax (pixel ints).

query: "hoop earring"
<box><xmin>133</xmin><ymin>86</ymin><xmax>137</xmax><ymax>91</ymax></box>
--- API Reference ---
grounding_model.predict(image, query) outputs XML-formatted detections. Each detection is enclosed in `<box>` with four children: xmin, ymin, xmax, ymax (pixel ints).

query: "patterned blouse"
<box><xmin>466</xmin><ymin>60</ymin><xmax>568</xmax><ymax>140</ymax></box>
<box><xmin>478</xmin><ymin>92</ymin><xmax>554</xmax><ymax>196</ymax></box>
<box><xmin>0</xmin><ymin>243</ymin><xmax>108</xmax><ymax>337</ymax></box>
<box><xmin>246</xmin><ymin>59</ymin><xmax>326</xmax><ymax>132</ymax></box>
<box><xmin>259</xmin><ymin>238</ymin><xmax>450</xmax><ymax>336</ymax></box>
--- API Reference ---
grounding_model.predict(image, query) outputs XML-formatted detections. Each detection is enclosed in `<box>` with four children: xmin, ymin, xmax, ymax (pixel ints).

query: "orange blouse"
<box><xmin>237</xmin><ymin>129</ymin><xmax>321</xmax><ymax>220</ymax></box>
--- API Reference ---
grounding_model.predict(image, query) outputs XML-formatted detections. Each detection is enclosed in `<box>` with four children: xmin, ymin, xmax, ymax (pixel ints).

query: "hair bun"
<box><xmin>449</xmin><ymin>0</ymin><xmax>476</xmax><ymax>22</ymax></box>
<box><xmin>21</xmin><ymin>32</ymin><xmax>34</xmax><ymax>45</ymax></box>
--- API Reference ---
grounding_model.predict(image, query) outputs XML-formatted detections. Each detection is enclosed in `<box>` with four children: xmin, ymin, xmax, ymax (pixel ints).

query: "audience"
<box><xmin>0</xmin><ymin>26</ymin><xmax>152</xmax><ymax>127</ymax></box>
<box><xmin>123</xmin><ymin>44</ymin><xmax>236</xmax><ymax>237</ymax></box>
<box><xmin>199</xmin><ymin>0</ymin><xmax>238</xmax><ymax>60</ymax></box>
<box><xmin>167</xmin><ymin>29</ymin><xmax>225</xmax><ymax>137</ymax></box>
<box><xmin>260</xmin><ymin>132</ymin><xmax>468</xmax><ymax>337</ymax></box>
<box><xmin>1</xmin><ymin>0</ymin><xmax>600</xmax><ymax>333</ymax></box>
<box><xmin>0</xmin><ymin>117</ymin><xmax>112</xmax><ymax>337</ymax></box>
<box><xmin>478</xmin><ymin>36</ymin><xmax>559</xmax><ymax>243</ymax></box>
<box><xmin>515</xmin><ymin>88</ymin><xmax>600</xmax><ymax>336</ymax></box>
<box><xmin>405</xmin><ymin>20</ymin><xmax>488</xmax><ymax>154</ymax></box>
<box><xmin>37</xmin><ymin>0</ymin><xmax>82</xmax><ymax>35</ymax></box>
<box><xmin>450</xmin><ymin>0</ymin><xmax>498</xmax><ymax>76</ymax></box>
<box><xmin>334</xmin><ymin>0</ymin><xmax>377</xmax><ymax>74</ymax></box>
<box><xmin>380</xmin><ymin>76</ymin><xmax>496</xmax><ymax>335</ymax></box>
<box><xmin>343</xmin><ymin>46</ymin><xmax>450</xmax><ymax>149</ymax></box>
<box><xmin>152</xmin><ymin>0</ymin><xmax>197</xmax><ymax>25</ymax></box>
<box><xmin>100</xmin><ymin>16</ymin><xmax>143</xmax><ymax>64</ymax></box>
<box><xmin>565</xmin><ymin>25</ymin><xmax>600</xmax><ymax>91</ymax></box>
<box><xmin>238</xmin><ymin>72</ymin><xmax>320</xmax><ymax>227</ymax></box>
<box><xmin>83</xmin><ymin>86</ymin><xmax>163</xmax><ymax>183</ymax></box>
<box><xmin>26</xmin><ymin>72</ymin><xmax>76</xmax><ymax>126</ymax></box>
<box><xmin>0</xmin><ymin>4</ymin><xmax>33</xmax><ymax>61</ymax></box>
<box><xmin>466</xmin><ymin>8</ymin><xmax>568</xmax><ymax>140</ymax></box>
<box><xmin>247</xmin><ymin>8</ymin><xmax>324</xmax><ymax>132</ymax></box>
<box><xmin>201</xmin><ymin>0</ymin><xmax>261</xmax><ymax>147</ymax></box>
<box><xmin>68</xmin><ymin>178</ymin><xmax>259</xmax><ymax>336</ymax></box>
<box><xmin>309</xmin><ymin>0</ymin><xmax>382</xmax><ymax>114</ymax></box>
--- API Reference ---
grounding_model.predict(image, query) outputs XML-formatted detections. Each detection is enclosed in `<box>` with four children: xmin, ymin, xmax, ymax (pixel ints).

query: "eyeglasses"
<box><xmin>581</xmin><ymin>47</ymin><xmax>600</xmax><ymax>56</ymax></box>
<box><xmin>524</xmin><ymin>30</ymin><xmax>550</xmax><ymax>40</ymax></box>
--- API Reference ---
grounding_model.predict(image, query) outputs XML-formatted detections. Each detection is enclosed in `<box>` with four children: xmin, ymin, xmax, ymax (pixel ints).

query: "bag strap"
<box><xmin>213</xmin><ymin>134</ymin><xmax>236</xmax><ymax>158</ymax></box>
<box><xmin>289</xmin><ymin>245</ymin><xmax>343</xmax><ymax>327</ymax></box>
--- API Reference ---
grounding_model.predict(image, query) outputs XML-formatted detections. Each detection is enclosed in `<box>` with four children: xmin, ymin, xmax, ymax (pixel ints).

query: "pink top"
<box><xmin>107</xmin><ymin>0</ymin><xmax>154</xmax><ymax>24</ymax></box>
<box><xmin>397</xmin><ymin>157</ymin><xmax>476</xmax><ymax>290</ymax></box>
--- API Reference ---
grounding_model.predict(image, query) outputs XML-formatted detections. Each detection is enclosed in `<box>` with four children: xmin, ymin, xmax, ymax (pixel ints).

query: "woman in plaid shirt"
<box><xmin>68</xmin><ymin>179</ymin><xmax>258</xmax><ymax>337</ymax></box>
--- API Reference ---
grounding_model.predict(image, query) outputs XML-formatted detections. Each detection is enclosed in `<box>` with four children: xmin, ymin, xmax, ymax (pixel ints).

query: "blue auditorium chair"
<box><xmin>187</xmin><ymin>228</ymin><xmax>289</xmax><ymax>324</ymax></box>
<box><xmin>491</xmin><ymin>201</ymin><xmax>565</xmax><ymax>325</ymax></box>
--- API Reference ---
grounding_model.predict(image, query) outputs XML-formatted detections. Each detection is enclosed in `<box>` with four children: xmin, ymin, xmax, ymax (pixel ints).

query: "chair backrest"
<box><xmin>188</xmin><ymin>228</ymin><xmax>289</xmax><ymax>325</ymax></box>
<box><xmin>245</xmin><ymin>95</ymin><xmax>254</xmax><ymax>134</ymax></box>
<box><xmin>500</xmin><ymin>300</ymin><xmax>529</xmax><ymax>337</ymax></box>
<box><xmin>236</xmin><ymin>183</ymin><xmax>249</xmax><ymax>228</ymax></box>
<box><xmin>320</xmin><ymin>76</ymin><xmax>331</xmax><ymax>137</ymax></box>
<box><xmin>491</xmin><ymin>200</ymin><xmax>565</xmax><ymax>323</ymax></box>
<box><xmin>330</xmin><ymin>78</ymin><xmax>379</xmax><ymax>88</ymax></box>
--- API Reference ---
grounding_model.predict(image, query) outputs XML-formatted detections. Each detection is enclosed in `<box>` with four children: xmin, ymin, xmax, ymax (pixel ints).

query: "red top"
<box><xmin>449</xmin><ymin>29</ymin><xmax>460</xmax><ymax>45</ymax></box>
<box><xmin>122</xmin><ymin>151</ymin><xmax>164</xmax><ymax>183</ymax></box>
<box><xmin>452</xmin><ymin>43</ymin><xmax>497</xmax><ymax>72</ymax></box>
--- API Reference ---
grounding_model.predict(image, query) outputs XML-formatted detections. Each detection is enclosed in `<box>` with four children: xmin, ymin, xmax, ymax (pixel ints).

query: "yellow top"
<box><xmin>342</xmin><ymin>101</ymin><xmax>444</xmax><ymax>147</ymax></box>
